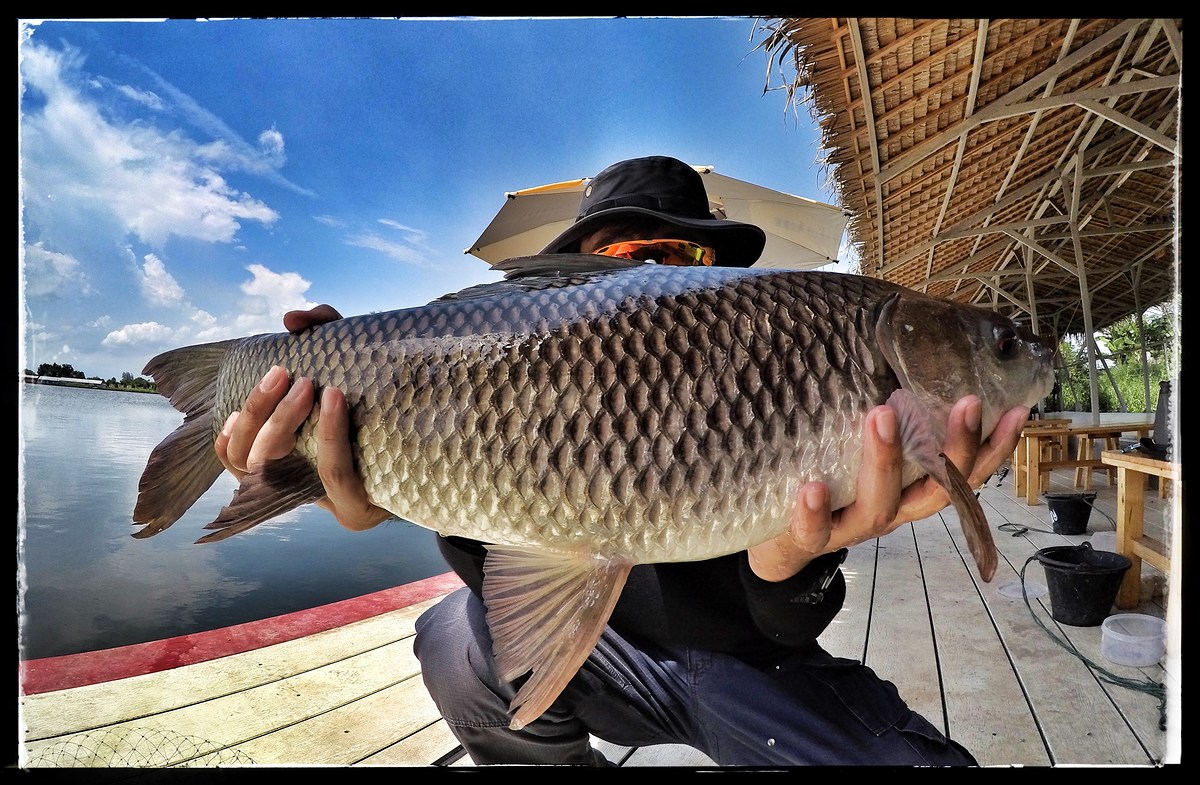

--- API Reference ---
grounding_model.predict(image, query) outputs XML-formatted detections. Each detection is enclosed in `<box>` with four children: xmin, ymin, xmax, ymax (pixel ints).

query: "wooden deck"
<box><xmin>18</xmin><ymin>464</ymin><xmax>1178</xmax><ymax>768</ymax></box>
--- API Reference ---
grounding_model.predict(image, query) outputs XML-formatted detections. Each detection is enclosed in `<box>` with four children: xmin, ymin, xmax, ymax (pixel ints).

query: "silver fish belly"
<box><xmin>133</xmin><ymin>256</ymin><xmax>1055</xmax><ymax>728</ymax></box>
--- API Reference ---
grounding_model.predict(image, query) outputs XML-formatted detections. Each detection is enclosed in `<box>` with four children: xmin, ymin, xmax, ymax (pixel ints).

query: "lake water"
<box><xmin>17</xmin><ymin>383</ymin><xmax>448</xmax><ymax>661</ymax></box>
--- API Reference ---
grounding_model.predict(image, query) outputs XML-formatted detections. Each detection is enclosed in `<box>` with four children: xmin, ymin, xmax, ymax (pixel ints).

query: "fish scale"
<box><xmin>134</xmin><ymin>255</ymin><xmax>1055</xmax><ymax>729</ymax></box>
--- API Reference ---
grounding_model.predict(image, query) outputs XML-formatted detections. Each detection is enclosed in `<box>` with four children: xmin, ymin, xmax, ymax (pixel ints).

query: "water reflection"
<box><xmin>18</xmin><ymin>384</ymin><xmax>447</xmax><ymax>660</ymax></box>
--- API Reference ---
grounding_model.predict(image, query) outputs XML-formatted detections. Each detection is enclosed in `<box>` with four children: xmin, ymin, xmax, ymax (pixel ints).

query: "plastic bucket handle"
<box><xmin>1034</xmin><ymin>542</ymin><xmax>1127</xmax><ymax>572</ymax></box>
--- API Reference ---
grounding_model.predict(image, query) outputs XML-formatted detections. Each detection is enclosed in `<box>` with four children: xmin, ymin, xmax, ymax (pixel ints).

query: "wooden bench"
<box><xmin>1101</xmin><ymin>450</ymin><xmax>1181</xmax><ymax>609</ymax></box>
<box><xmin>1074</xmin><ymin>432</ymin><xmax>1122</xmax><ymax>489</ymax></box>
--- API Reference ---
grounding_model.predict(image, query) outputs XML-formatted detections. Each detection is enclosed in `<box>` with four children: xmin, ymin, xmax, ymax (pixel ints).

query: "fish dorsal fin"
<box><xmin>481</xmin><ymin>545</ymin><xmax>632</xmax><ymax>730</ymax></box>
<box><xmin>886</xmin><ymin>389</ymin><xmax>997</xmax><ymax>582</ymax></box>
<box><xmin>196</xmin><ymin>453</ymin><xmax>327</xmax><ymax>543</ymax></box>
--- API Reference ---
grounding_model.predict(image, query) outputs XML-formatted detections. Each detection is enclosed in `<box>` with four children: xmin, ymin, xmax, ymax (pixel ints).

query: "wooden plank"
<box><xmin>26</xmin><ymin>635</ymin><xmax>424</xmax><ymax>767</ymax></box>
<box><xmin>22</xmin><ymin>596</ymin><xmax>441</xmax><ymax>741</ymax></box>
<box><xmin>862</xmin><ymin>523</ymin><xmax>943</xmax><ymax>727</ymax></box>
<box><xmin>361</xmin><ymin>720</ymin><xmax>463</xmax><ymax>766</ymax></box>
<box><xmin>591</xmin><ymin>738</ymin><xmax>636</xmax><ymax>766</ymax></box>
<box><xmin>1053</xmin><ymin>615</ymin><xmax>1169</xmax><ymax>763</ymax></box>
<box><xmin>917</xmin><ymin>510</ymin><xmax>1051</xmax><ymax>766</ymax></box>
<box><xmin>1100</xmin><ymin>450</ymin><xmax>1180</xmax><ymax>479</ymax></box>
<box><xmin>205</xmin><ymin>674</ymin><xmax>442</xmax><ymax>766</ymax></box>
<box><xmin>951</xmin><ymin>494</ymin><xmax>1161</xmax><ymax>765</ymax></box>
<box><xmin>621</xmin><ymin>743</ymin><xmax>718</xmax><ymax>767</ymax></box>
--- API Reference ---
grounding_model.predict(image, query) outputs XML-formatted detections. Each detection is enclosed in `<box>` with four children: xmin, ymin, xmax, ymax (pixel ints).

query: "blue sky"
<box><xmin>19</xmin><ymin>16</ymin><xmax>847</xmax><ymax>382</ymax></box>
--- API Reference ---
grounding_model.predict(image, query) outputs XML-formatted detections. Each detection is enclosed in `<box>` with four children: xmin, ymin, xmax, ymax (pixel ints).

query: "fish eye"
<box><xmin>994</xmin><ymin>325</ymin><xmax>1018</xmax><ymax>358</ymax></box>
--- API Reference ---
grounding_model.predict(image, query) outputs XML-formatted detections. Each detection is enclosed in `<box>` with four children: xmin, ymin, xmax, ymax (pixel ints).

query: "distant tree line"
<box><xmin>1053</xmin><ymin>307</ymin><xmax>1174</xmax><ymax>413</ymax></box>
<box><xmin>23</xmin><ymin>363</ymin><xmax>157</xmax><ymax>392</ymax></box>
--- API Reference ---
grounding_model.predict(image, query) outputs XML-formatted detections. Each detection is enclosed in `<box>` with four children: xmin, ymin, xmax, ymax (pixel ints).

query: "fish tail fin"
<box><xmin>132</xmin><ymin>341</ymin><xmax>237</xmax><ymax>538</ymax></box>
<box><xmin>144</xmin><ymin>340</ymin><xmax>236</xmax><ymax>419</ymax></box>
<box><xmin>481</xmin><ymin>546</ymin><xmax>631</xmax><ymax>730</ymax></box>
<box><xmin>196</xmin><ymin>453</ymin><xmax>327</xmax><ymax>543</ymax></box>
<box><xmin>887</xmin><ymin>389</ymin><xmax>997</xmax><ymax>582</ymax></box>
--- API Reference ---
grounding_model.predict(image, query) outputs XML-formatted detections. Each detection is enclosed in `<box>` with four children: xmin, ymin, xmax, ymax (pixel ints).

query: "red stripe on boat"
<box><xmin>19</xmin><ymin>571</ymin><xmax>464</xmax><ymax>695</ymax></box>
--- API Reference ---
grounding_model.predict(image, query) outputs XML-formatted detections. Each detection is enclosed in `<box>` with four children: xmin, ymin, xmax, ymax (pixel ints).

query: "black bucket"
<box><xmin>1045</xmin><ymin>491</ymin><xmax>1097</xmax><ymax>535</ymax></box>
<box><xmin>1035</xmin><ymin>543</ymin><xmax>1131</xmax><ymax>626</ymax></box>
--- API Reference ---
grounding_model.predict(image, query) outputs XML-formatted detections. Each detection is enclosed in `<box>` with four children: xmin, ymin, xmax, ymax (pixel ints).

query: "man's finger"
<box><xmin>939</xmin><ymin>395</ymin><xmax>984</xmax><ymax>484</ymax></box>
<box><xmin>245</xmin><ymin>377</ymin><xmax>316</xmax><ymax>471</ymax></box>
<box><xmin>832</xmin><ymin>406</ymin><xmax>904</xmax><ymax>545</ymax></box>
<box><xmin>225</xmin><ymin>366</ymin><xmax>289</xmax><ymax>471</ymax></box>
<box><xmin>315</xmin><ymin>387</ymin><xmax>390</xmax><ymax>531</ymax></box>
<box><xmin>967</xmin><ymin>405</ymin><xmax>1029</xmax><ymax>487</ymax></box>
<box><xmin>215</xmin><ymin>412</ymin><xmax>244</xmax><ymax>479</ymax></box>
<box><xmin>284</xmin><ymin>304</ymin><xmax>342</xmax><ymax>334</ymax></box>
<box><xmin>748</xmin><ymin>483</ymin><xmax>832</xmax><ymax>582</ymax></box>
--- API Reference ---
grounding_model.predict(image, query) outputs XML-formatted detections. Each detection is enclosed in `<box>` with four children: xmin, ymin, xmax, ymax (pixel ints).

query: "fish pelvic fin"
<box><xmin>480</xmin><ymin>545</ymin><xmax>632</xmax><ymax>731</ymax></box>
<box><xmin>196</xmin><ymin>453</ymin><xmax>327</xmax><ymax>544</ymax></box>
<box><xmin>132</xmin><ymin>341</ymin><xmax>237</xmax><ymax>538</ymax></box>
<box><xmin>886</xmin><ymin>389</ymin><xmax>997</xmax><ymax>583</ymax></box>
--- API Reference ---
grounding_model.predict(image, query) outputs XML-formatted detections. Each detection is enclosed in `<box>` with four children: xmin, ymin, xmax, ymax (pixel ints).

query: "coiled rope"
<box><xmin>1017</xmin><ymin>555</ymin><xmax>1167</xmax><ymax>731</ymax></box>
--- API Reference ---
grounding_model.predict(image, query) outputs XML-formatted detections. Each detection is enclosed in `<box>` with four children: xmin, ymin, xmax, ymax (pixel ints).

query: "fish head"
<box><xmin>876</xmin><ymin>292</ymin><xmax>1056</xmax><ymax>437</ymax></box>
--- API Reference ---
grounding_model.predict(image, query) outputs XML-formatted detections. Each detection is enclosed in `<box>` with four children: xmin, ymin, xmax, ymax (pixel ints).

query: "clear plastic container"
<box><xmin>1100</xmin><ymin>613</ymin><xmax>1166</xmax><ymax>667</ymax></box>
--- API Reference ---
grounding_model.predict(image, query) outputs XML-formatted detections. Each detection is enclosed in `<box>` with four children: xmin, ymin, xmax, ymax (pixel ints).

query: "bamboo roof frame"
<box><xmin>755</xmin><ymin>18</ymin><xmax>1181</xmax><ymax>343</ymax></box>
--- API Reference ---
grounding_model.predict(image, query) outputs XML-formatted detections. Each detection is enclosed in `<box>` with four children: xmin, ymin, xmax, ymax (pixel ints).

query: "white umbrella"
<box><xmin>465</xmin><ymin>165</ymin><xmax>850</xmax><ymax>270</ymax></box>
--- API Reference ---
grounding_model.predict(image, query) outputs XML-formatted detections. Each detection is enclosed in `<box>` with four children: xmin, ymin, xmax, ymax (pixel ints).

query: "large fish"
<box><xmin>133</xmin><ymin>254</ymin><xmax>1055</xmax><ymax>729</ymax></box>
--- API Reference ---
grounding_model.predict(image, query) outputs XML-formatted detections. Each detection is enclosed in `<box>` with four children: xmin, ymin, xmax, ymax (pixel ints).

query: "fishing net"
<box><xmin>23</xmin><ymin>726</ymin><xmax>255</xmax><ymax>768</ymax></box>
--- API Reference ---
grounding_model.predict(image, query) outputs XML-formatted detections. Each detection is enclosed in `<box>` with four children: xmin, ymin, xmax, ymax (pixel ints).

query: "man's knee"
<box><xmin>414</xmin><ymin>588</ymin><xmax>505</xmax><ymax>709</ymax></box>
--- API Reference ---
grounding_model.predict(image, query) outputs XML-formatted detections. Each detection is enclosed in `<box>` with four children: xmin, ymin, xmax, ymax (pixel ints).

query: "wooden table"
<box><xmin>1015</xmin><ymin>421</ymin><xmax>1153</xmax><ymax>505</ymax></box>
<box><xmin>1101</xmin><ymin>450</ymin><xmax>1180</xmax><ymax>609</ymax></box>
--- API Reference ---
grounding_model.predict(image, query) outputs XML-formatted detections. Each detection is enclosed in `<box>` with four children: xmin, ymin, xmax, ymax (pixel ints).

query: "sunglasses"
<box><xmin>592</xmin><ymin>239</ymin><xmax>716</xmax><ymax>267</ymax></box>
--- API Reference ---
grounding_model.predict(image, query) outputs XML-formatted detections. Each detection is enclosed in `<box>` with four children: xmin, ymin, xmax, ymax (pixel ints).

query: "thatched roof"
<box><xmin>756</xmin><ymin>18</ymin><xmax>1180</xmax><ymax>339</ymax></box>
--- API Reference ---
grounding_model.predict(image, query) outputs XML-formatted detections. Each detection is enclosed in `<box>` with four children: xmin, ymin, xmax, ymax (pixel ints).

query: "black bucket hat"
<box><xmin>538</xmin><ymin>156</ymin><xmax>767</xmax><ymax>267</ymax></box>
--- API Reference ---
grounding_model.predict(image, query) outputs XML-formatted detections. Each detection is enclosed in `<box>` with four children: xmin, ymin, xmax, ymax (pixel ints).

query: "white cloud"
<box><xmin>345</xmin><ymin>231</ymin><xmax>430</xmax><ymax>265</ymax></box>
<box><xmin>258</xmin><ymin>126</ymin><xmax>286</xmax><ymax>168</ymax></box>
<box><xmin>239</xmin><ymin>262</ymin><xmax>313</xmax><ymax>304</ymax></box>
<box><xmin>377</xmin><ymin>218</ymin><xmax>427</xmax><ymax>243</ymax></box>
<box><xmin>96</xmin><ymin>262</ymin><xmax>319</xmax><ymax>353</ymax></box>
<box><xmin>101</xmin><ymin>320</ymin><xmax>177</xmax><ymax>346</ymax></box>
<box><xmin>138</xmin><ymin>252</ymin><xmax>185</xmax><ymax>305</ymax></box>
<box><xmin>19</xmin><ymin>39</ymin><xmax>282</xmax><ymax>249</ymax></box>
<box><xmin>190</xmin><ymin>309</ymin><xmax>218</xmax><ymax>329</ymax></box>
<box><xmin>21</xmin><ymin>242</ymin><xmax>91</xmax><ymax>298</ymax></box>
<box><xmin>190</xmin><ymin>263</ymin><xmax>320</xmax><ymax>340</ymax></box>
<box><xmin>343</xmin><ymin>217</ymin><xmax>437</xmax><ymax>266</ymax></box>
<box><xmin>114</xmin><ymin>83</ymin><xmax>163</xmax><ymax>110</ymax></box>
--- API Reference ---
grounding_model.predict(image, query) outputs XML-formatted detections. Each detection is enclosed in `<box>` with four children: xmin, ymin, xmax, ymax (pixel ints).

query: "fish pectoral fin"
<box><xmin>195</xmin><ymin>453</ymin><xmax>326</xmax><ymax>544</ymax></box>
<box><xmin>480</xmin><ymin>545</ymin><xmax>632</xmax><ymax>731</ymax></box>
<box><xmin>886</xmin><ymin>389</ymin><xmax>997</xmax><ymax>583</ymax></box>
<box><xmin>132</xmin><ymin>412</ymin><xmax>225</xmax><ymax>538</ymax></box>
<box><xmin>939</xmin><ymin>453</ymin><xmax>998</xmax><ymax>583</ymax></box>
<box><xmin>885</xmin><ymin>389</ymin><xmax>945</xmax><ymax>470</ymax></box>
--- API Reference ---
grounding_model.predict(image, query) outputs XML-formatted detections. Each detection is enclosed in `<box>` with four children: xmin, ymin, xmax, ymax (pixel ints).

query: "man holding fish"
<box><xmin>213</xmin><ymin>157</ymin><xmax>1032</xmax><ymax>765</ymax></box>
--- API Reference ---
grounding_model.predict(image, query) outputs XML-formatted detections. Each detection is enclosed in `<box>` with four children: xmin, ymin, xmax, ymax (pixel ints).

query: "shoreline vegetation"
<box><xmin>21</xmin><ymin>364</ymin><xmax>158</xmax><ymax>394</ymax></box>
<box><xmin>21</xmin><ymin>378</ymin><xmax>159</xmax><ymax>393</ymax></box>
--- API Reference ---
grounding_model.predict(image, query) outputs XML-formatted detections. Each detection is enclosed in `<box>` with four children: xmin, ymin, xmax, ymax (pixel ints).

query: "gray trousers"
<box><xmin>413</xmin><ymin>587</ymin><xmax>977</xmax><ymax>766</ymax></box>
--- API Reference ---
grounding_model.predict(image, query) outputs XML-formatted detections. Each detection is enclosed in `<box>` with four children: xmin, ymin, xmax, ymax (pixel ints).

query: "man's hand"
<box><xmin>214</xmin><ymin>305</ymin><xmax>391</xmax><ymax>532</ymax></box>
<box><xmin>747</xmin><ymin>397</ymin><xmax>1028</xmax><ymax>582</ymax></box>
